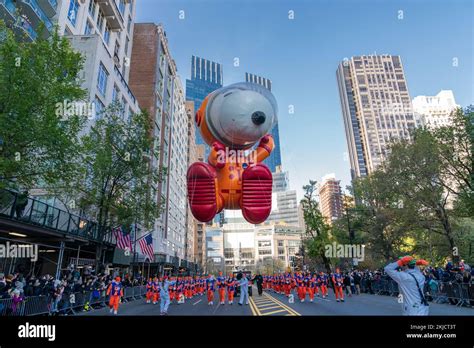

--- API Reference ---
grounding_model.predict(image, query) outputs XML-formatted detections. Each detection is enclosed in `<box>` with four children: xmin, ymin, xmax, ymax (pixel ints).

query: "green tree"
<box><xmin>300</xmin><ymin>180</ymin><xmax>332</xmax><ymax>273</ymax></box>
<box><xmin>0</xmin><ymin>22</ymin><xmax>86</xmax><ymax>189</ymax></box>
<box><xmin>388</xmin><ymin>129</ymin><xmax>456</xmax><ymax>250</ymax></box>
<box><xmin>72</xmin><ymin>104</ymin><xmax>166</xmax><ymax>235</ymax></box>
<box><xmin>351</xmin><ymin>170</ymin><xmax>415</xmax><ymax>264</ymax></box>
<box><xmin>433</xmin><ymin>106</ymin><xmax>473</xmax><ymax>217</ymax></box>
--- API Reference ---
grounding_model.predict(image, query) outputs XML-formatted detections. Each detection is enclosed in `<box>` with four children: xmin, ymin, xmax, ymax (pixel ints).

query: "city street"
<box><xmin>79</xmin><ymin>286</ymin><xmax>473</xmax><ymax>316</ymax></box>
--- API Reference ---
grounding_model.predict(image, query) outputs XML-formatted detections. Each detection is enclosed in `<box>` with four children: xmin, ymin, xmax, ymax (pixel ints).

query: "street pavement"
<box><xmin>78</xmin><ymin>286</ymin><xmax>474</xmax><ymax>316</ymax></box>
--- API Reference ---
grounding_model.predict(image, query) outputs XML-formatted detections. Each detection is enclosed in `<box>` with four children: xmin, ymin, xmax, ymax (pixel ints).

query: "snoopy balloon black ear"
<box><xmin>187</xmin><ymin>82</ymin><xmax>278</xmax><ymax>224</ymax></box>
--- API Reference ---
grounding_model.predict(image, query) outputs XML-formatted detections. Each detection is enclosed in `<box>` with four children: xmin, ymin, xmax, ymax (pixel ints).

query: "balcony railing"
<box><xmin>37</xmin><ymin>0</ymin><xmax>57</xmax><ymax>18</ymax></box>
<box><xmin>16</xmin><ymin>15</ymin><xmax>38</xmax><ymax>41</ymax></box>
<box><xmin>97</xmin><ymin>0</ymin><xmax>124</xmax><ymax>31</ymax></box>
<box><xmin>0</xmin><ymin>189</ymin><xmax>110</xmax><ymax>243</ymax></box>
<box><xmin>0</xmin><ymin>0</ymin><xmax>17</xmax><ymax>21</ymax></box>
<box><xmin>114</xmin><ymin>65</ymin><xmax>136</xmax><ymax>105</ymax></box>
<box><xmin>17</xmin><ymin>0</ymin><xmax>53</xmax><ymax>33</ymax></box>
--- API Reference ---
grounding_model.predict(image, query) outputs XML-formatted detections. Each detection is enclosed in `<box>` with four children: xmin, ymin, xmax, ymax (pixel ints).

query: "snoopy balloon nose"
<box><xmin>252</xmin><ymin>111</ymin><xmax>266</xmax><ymax>125</ymax></box>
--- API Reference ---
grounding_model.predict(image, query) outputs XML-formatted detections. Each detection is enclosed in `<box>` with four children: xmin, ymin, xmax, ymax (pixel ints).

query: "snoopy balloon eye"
<box><xmin>187</xmin><ymin>82</ymin><xmax>278</xmax><ymax>224</ymax></box>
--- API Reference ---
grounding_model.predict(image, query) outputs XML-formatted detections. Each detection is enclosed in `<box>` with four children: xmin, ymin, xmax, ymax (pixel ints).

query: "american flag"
<box><xmin>113</xmin><ymin>226</ymin><xmax>132</xmax><ymax>251</ymax></box>
<box><xmin>138</xmin><ymin>233</ymin><xmax>154</xmax><ymax>261</ymax></box>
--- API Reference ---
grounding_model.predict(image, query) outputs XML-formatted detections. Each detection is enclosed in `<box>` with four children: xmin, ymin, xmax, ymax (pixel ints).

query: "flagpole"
<box><xmin>132</xmin><ymin>222</ymin><xmax>138</xmax><ymax>278</ymax></box>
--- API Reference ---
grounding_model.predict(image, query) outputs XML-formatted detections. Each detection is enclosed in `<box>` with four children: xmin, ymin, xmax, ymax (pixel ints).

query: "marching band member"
<box><xmin>152</xmin><ymin>277</ymin><xmax>160</xmax><ymax>304</ymax></box>
<box><xmin>332</xmin><ymin>268</ymin><xmax>345</xmax><ymax>302</ymax></box>
<box><xmin>217</xmin><ymin>271</ymin><xmax>226</xmax><ymax>305</ymax></box>
<box><xmin>308</xmin><ymin>273</ymin><xmax>316</xmax><ymax>302</ymax></box>
<box><xmin>106</xmin><ymin>276</ymin><xmax>123</xmax><ymax>315</ymax></box>
<box><xmin>226</xmin><ymin>274</ymin><xmax>236</xmax><ymax>305</ymax></box>
<box><xmin>319</xmin><ymin>271</ymin><xmax>328</xmax><ymax>299</ymax></box>
<box><xmin>206</xmin><ymin>274</ymin><xmax>216</xmax><ymax>305</ymax></box>
<box><xmin>284</xmin><ymin>273</ymin><xmax>291</xmax><ymax>297</ymax></box>
<box><xmin>145</xmin><ymin>277</ymin><xmax>154</xmax><ymax>304</ymax></box>
<box><xmin>296</xmin><ymin>272</ymin><xmax>305</xmax><ymax>302</ymax></box>
<box><xmin>199</xmin><ymin>276</ymin><xmax>205</xmax><ymax>296</ymax></box>
<box><xmin>302</xmin><ymin>273</ymin><xmax>310</xmax><ymax>302</ymax></box>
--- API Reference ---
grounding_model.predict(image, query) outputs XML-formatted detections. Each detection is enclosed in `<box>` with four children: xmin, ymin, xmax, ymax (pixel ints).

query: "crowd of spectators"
<box><xmin>0</xmin><ymin>265</ymin><xmax>147</xmax><ymax>315</ymax></box>
<box><xmin>337</xmin><ymin>260</ymin><xmax>473</xmax><ymax>305</ymax></box>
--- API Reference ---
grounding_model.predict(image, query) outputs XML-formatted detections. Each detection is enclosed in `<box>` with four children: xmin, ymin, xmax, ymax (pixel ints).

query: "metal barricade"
<box><xmin>22</xmin><ymin>296</ymin><xmax>50</xmax><ymax>316</ymax></box>
<box><xmin>389</xmin><ymin>280</ymin><xmax>399</xmax><ymax>296</ymax></box>
<box><xmin>0</xmin><ymin>297</ymin><xmax>25</xmax><ymax>316</ymax></box>
<box><xmin>372</xmin><ymin>279</ymin><xmax>382</xmax><ymax>294</ymax></box>
<box><xmin>458</xmin><ymin>283</ymin><xmax>471</xmax><ymax>307</ymax></box>
<box><xmin>123</xmin><ymin>287</ymin><xmax>134</xmax><ymax>301</ymax></box>
<box><xmin>1</xmin><ymin>286</ymin><xmax>185</xmax><ymax>316</ymax></box>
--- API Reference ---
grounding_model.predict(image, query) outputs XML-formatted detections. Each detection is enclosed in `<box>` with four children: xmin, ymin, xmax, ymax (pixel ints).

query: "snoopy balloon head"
<box><xmin>188</xmin><ymin>82</ymin><xmax>278</xmax><ymax>224</ymax></box>
<box><xmin>195</xmin><ymin>82</ymin><xmax>277</xmax><ymax>149</ymax></box>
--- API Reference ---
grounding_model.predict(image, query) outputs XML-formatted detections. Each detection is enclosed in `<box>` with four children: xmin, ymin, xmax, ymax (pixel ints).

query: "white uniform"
<box><xmin>384</xmin><ymin>261</ymin><xmax>429</xmax><ymax>316</ymax></box>
<box><xmin>238</xmin><ymin>277</ymin><xmax>249</xmax><ymax>305</ymax></box>
<box><xmin>160</xmin><ymin>280</ymin><xmax>176</xmax><ymax>314</ymax></box>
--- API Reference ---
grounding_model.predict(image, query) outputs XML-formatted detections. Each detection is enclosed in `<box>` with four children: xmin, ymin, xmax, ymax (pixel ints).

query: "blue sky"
<box><xmin>136</xmin><ymin>0</ymin><xmax>473</xmax><ymax>200</ymax></box>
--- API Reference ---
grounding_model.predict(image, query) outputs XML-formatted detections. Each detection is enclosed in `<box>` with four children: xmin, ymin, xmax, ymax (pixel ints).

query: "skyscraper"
<box><xmin>318</xmin><ymin>174</ymin><xmax>344</xmax><ymax>225</ymax></box>
<box><xmin>245</xmin><ymin>72</ymin><xmax>282</xmax><ymax>173</ymax></box>
<box><xmin>272</xmin><ymin>166</ymin><xmax>289</xmax><ymax>193</ymax></box>
<box><xmin>185</xmin><ymin>55</ymin><xmax>223</xmax><ymax>147</ymax></box>
<box><xmin>130</xmin><ymin>23</ymin><xmax>189</xmax><ymax>265</ymax></box>
<box><xmin>337</xmin><ymin>55</ymin><xmax>416</xmax><ymax>179</ymax></box>
<box><xmin>268</xmin><ymin>190</ymin><xmax>299</xmax><ymax>226</ymax></box>
<box><xmin>412</xmin><ymin>90</ymin><xmax>458</xmax><ymax>129</ymax></box>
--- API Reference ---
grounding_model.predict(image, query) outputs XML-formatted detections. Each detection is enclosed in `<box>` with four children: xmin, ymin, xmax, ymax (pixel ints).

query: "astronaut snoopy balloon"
<box><xmin>187</xmin><ymin>82</ymin><xmax>278</xmax><ymax>224</ymax></box>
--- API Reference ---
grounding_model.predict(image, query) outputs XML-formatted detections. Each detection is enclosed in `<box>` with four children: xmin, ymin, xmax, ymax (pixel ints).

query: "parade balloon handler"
<box><xmin>187</xmin><ymin>82</ymin><xmax>278</xmax><ymax>225</ymax></box>
<box><xmin>106</xmin><ymin>276</ymin><xmax>123</xmax><ymax>315</ymax></box>
<box><xmin>235</xmin><ymin>272</ymin><xmax>250</xmax><ymax>306</ymax></box>
<box><xmin>384</xmin><ymin>256</ymin><xmax>430</xmax><ymax>316</ymax></box>
<box><xmin>159</xmin><ymin>275</ymin><xmax>176</xmax><ymax>315</ymax></box>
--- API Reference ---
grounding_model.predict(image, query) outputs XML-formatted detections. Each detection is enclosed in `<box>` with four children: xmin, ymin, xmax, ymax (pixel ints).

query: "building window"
<box><xmin>84</xmin><ymin>20</ymin><xmax>92</xmax><ymax>35</ymax></box>
<box><xmin>112</xmin><ymin>84</ymin><xmax>120</xmax><ymax>102</ymax></box>
<box><xmin>104</xmin><ymin>24</ymin><xmax>110</xmax><ymax>44</ymax></box>
<box><xmin>96</xmin><ymin>9</ymin><xmax>104</xmax><ymax>33</ymax></box>
<box><xmin>118</xmin><ymin>0</ymin><xmax>126</xmax><ymax>15</ymax></box>
<box><xmin>121</xmin><ymin>96</ymin><xmax>127</xmax><ymax>117</ymax></box>
<box><xmin>68</xmin><ymin>0</ymin><xmax>80</xmax><ymax>26</ymax></box>
<box><xmin>97</xmin><ymin>63</ymin><xmax>109</xmax><ymax>97</ymax></box>
<box><xmin>94</xmin><ymin>97</ymin><xmax>105</xmax><ymax>119</ymax></box>
<box><xmin>88</xmin><ymin>0</ymin><xmax>96</xmax><ymax>18</ymax></box>
<box><xmin>127</xmin><ymin>16</ymin><xmax>132</xmax><ymax>33</ymax></box>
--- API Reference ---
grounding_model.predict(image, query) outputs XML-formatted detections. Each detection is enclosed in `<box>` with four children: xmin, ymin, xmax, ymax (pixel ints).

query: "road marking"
<box><xmin>249</xmin><ymin>297</ymin><xmax>261</xmax><ymax>316</ymax></box>
<box><xmin>262</xmin><ymin>309</ymin><xmax>287</xmax><ymax>316</ymax></box>
<box><xmin>192</xmin><ymin>299</ymin><xmax>202</xmax><ymax>305</ymax></box>
<box><xmin>212</xmin><ymin>303</ymin><xmax>221</xmax><ymax>315</ymax></box>
<box><xmin>258</xmin><ymin>305</ymin><xmax>282</xmax><ymax>311</ymax></box>
<box><xmin>262</xmin><ymin>293</ymin><xmax>301</xmax><ymax>316</ymax></box>
<box><xmin>249</xmin><ymin>292</ymin><xmax>301</xmax><ymax>316</ymax></box>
